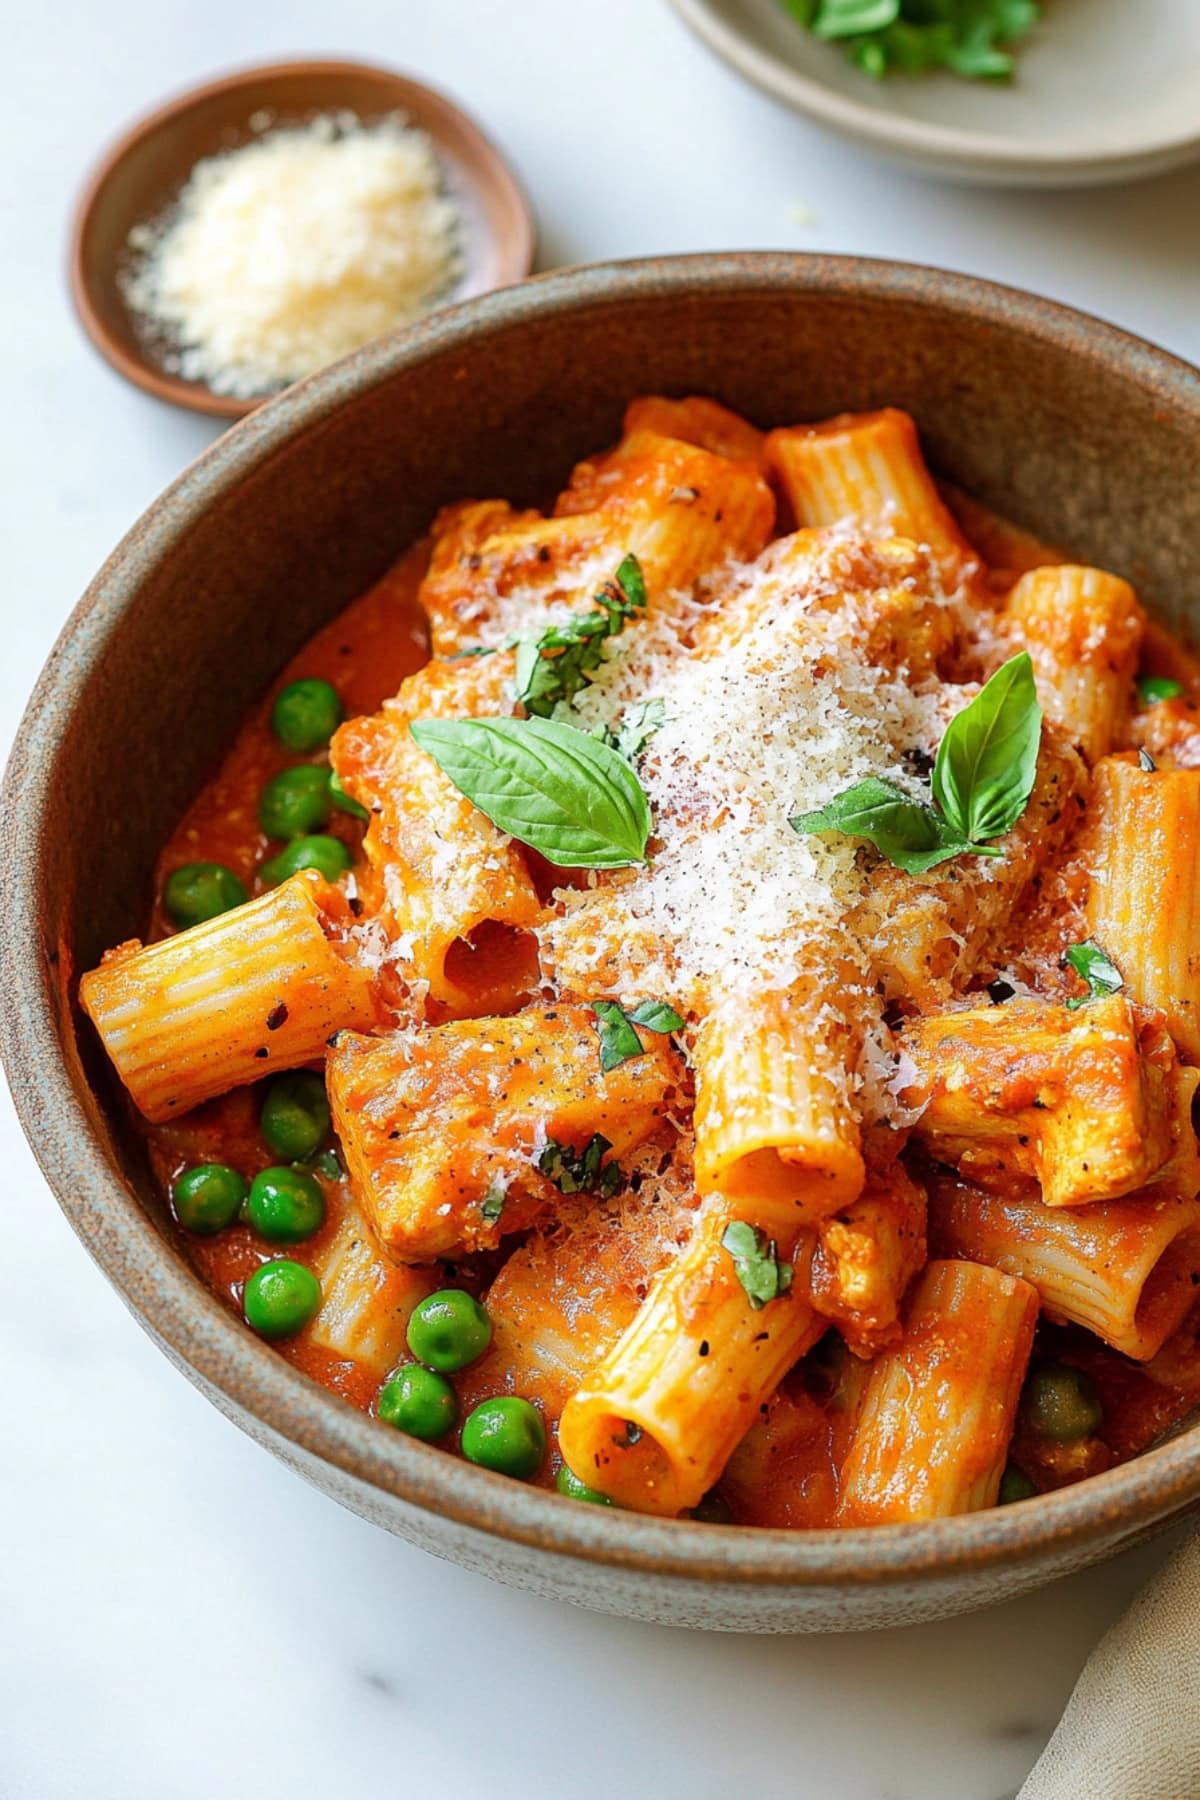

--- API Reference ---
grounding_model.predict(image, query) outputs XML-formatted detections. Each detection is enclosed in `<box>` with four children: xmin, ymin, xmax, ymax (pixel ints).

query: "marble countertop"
<box><xmin>4</xmin><ymin>4</ymin><xmax>1199</xmax><ymax>1795</ymax></box>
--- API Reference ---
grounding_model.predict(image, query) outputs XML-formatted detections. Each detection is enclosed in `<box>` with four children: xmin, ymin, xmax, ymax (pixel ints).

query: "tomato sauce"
<box><xmin>145</xmin><ymin>545</ymin><xmax>430</xmax><ymax>1402</ymax></box>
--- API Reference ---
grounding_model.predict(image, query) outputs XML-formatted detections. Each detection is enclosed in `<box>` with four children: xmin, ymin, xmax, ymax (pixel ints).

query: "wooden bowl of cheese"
<box><xmin>69</xmin><ymin>59</ymin><xmax>536</xmax><ymax>419</ymax></box>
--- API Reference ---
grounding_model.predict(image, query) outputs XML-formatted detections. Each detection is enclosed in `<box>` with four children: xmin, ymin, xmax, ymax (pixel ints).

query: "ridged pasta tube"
<box><xmin>837</xmin><ymin>1260</ymin><xmax>1038</xmax><ymax>1524</ymax></box>
<box><xmin>557</xmin><ymin>1203</ymin><xmax>823</xmax><ymax>1516</ymax></box>
<box><xmin>79</xmin><ymin>873</ymin><xmax>375</xmax><ymax>1122</ymax></box>
<box><xmin>929</xmin><ymin>1176</ymin><xmax>1200</xmax><ymax>1363</ymax></box>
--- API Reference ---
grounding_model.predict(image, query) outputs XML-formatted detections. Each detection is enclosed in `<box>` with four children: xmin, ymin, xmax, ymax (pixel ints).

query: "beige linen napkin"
<box><xmin>1019</xmin><ymin>1531</ymin><xmax>1200</xmax><ymax>1799</ymax></box>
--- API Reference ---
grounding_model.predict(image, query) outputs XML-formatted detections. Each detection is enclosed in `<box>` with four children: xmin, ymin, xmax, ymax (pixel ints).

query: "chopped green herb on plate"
<box><xmin>779</xmin><ymin>0</ymin><xmax>1039</xmax><ymax>81</ymax></box>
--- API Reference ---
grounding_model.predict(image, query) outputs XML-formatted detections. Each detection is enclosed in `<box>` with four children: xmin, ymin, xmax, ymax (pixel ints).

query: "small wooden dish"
<box><xmin>69</xmin><ymin>59</ymin><xmax>536</xmax><ymax>419</ymax></box>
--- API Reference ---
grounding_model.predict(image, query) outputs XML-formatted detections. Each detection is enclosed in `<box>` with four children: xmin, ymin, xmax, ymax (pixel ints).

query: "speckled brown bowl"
<box><xmin>6</xmin><ymin>254</ymin><xmax>1200</xmax><ymax>1632</ymax></box>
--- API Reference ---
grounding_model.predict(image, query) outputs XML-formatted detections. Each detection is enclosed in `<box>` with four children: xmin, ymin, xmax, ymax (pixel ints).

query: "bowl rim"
<box><xmin>669</xmin><ymin>0</ymin><xmax>1200</xmax><ymax>180</ymax></box>
<box><xmin>9</xmin><ymin>250</ymin><xmax>1200</xmax><ymax>1591</ymax></box>
<box><xmin>67</xmin><ymin>55</ymin><xmax>537</xmax><ymax>421</ymax></box>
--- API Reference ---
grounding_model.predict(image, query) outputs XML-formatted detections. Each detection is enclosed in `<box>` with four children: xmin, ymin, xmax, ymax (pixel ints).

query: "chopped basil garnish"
<box><xmin>791</xmin><ymin>651</ymin><xmax>1042</xmax><ymax>874</ymax></box>
<box><xmin>514</xmin><ymin>553</ymin><xmax>647</xmax><ymax>719</ymax></box>
<box><xmin>721</xmin><ymin>1220</ymin><xmax>793</xmax><ymax>1310</ymax></box>
<box><xmin>448</xmin><ymin>645</ymin><xmax>498</xmax><ymax>660</ymax></box>
<box><xmin>591</xmin><ymin>1001</ymin><xmax>644</xmax><ymax>1073</ymax></box>
<box><xmin>627</xmin><ymin>999</ymin><xmax>685</xmax><ymax>1033</ymax></box>
<box><xmin>590</xmin><ymin>997</ymin><xmax>685</xmax><ymax>1072</ymax></box>
<box><xmin>1064</xmin><ymin>940</ymin><xmax>1123</xmax><ymax>1010</ymax></box>
<box><xmin>539</xmin><ymin>1134</ymin><xmax>623</xmax><ymax>1196</ymax></box>
<box><xmin>1138</xmin><ymin>675</ymin><xmax>1183</xmax><ymax>705</ymax></box>
<box><xmin>409</xmin><ymin>715</ymin><xmax>651</xmax><ymax>869</ymax></box>
<box><xmin>481</xmin><ymin>1180</ymin><xmax>508</xmax><ymax>1223</ymax></box>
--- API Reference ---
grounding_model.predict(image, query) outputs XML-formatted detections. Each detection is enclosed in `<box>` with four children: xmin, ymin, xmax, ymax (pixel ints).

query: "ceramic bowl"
<box><xmin>671</xmin><ymin>0</ymin><xmax>1200</xmax><ymax>187</ymax></box>
<box><xmin>7</xmin><ymin>254</ymin><xmax>1200</xmax><ymax>1632</ymax></box>
<box><xmin>69</xmin><ymin>58</ymin><xmax>536</xmax><ymax>418</ymax></box>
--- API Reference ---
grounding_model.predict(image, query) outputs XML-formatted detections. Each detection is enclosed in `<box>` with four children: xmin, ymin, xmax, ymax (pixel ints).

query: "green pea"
<box><xmin>406</xmin><ymin>1289</ymin><xmax>493</xmax><ymax>1372</ymax></box>
<box><xmin>329</xmin><ymin>770</ymin><xmax>369</xmax><ymax>822</ymax></box>
<box><xmin>163</xmin><ymin>862</ymin><xmax>247</xmax><ymax>929</ymax></box>
<box><xmin>172</xmin><ymin>1162</ymin><xmax>247</xmax><ymax>1235</ymax></box>
<box><xmin>260</xmin><ymin>1070</ymin><xmax>330</xmax><ymax>1161</ymax></box>
<box><xmin>555</xmin><ymin>1464</ymin><xmax>615</xmax><ymax>1506</ymax></box>
<box><xmin>998</xmin><ymin>1463</ymin><xmax>1037</xmax><ymax>1505</ymax></box>
<box><xmin>378</xmin><ymin>1365</ymin><xmax>458</xmax><ymax>1441</ymax></box>
<box><xmin>1021</xmin><ymin>1362</ymin><xmax>1104</xmax><ymax>1443</ymax></box>
<box><xmin>243</xmin><ymin>1259</ymin><xmax>321</xmax><ymax>1338</ymax></box>
<box><xmin>689</xmin><ymin>1490</ymin><xmax>733</xmax><ymax>1524</ymax></box>
<box><xmin>271</xmin><ymin>678</ymin><xmax>344</xmax><ymax>753</ymax></box>
<box><xmin>245</xmin><ymin>1166</ymin><xmax>325</xmax><ymax>1244</ymax></box>
<box><xmin>259</xmin><ymin>765</ymin><xmax>333</xmax><ymax>840</ymax></box>
<box><xmin>260</xmin><ymin>834</ymin><xmax>352</xmax><ymax>887</ymax></box>
<box><xmin>461</xmin><ymin>1397</ymin><xmax>546</xmax><ymax>1479</ymax></box>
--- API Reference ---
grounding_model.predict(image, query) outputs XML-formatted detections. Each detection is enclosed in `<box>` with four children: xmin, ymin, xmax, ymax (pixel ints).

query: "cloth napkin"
<box><xmin>1019</xmin><ymin>1529</ymin><xmax>1200</xmax><ymax>1799</ymax></box>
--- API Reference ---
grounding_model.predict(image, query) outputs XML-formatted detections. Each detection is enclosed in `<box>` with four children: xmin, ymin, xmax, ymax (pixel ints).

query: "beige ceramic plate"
<box><xmin>671</xmin><ymin>0</ymin><xmax>1200</xmax><ymax>187</ymax></box>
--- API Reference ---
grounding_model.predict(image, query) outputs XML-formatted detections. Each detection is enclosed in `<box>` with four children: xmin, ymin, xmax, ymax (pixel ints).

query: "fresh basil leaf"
<box><xmin>932</xmin><ymin>652</ymin><xmax>1042</xmax><ymax>847</ymax></box>
<box><xmin>514</xmin><ymin>553</ymin><xmax>648</xmax><ymax>719</ymax></box>
<box><xmin>409</xmin><ymin>715</ymin><xmax>651</xmax><ymax>869</ymax></box>
<box><xmin>590</xmin><ymin>996</ymin><xmax>684</xmax><ymax>1072</ymax></box>
<box><xmin>790</xmin><ymin>775</ymin><xmax>974</xmax><ymax>874</ymax></box>
<box><xmin>1138</xmin><ymin>675</ymin><xmax>1184</xmax><ymax>705</ymax></box>
<box><xmin>592</xmin><ymin>1001</ymin><xmax>645</xmax><ymax>1073</ymax></box>
<box><xmin>628</xmin><ymin>999</ymin><xmax>685</xmax><ymax>1033</ymax></box>
<box><xmin>539</xmin><ymin>1134</ymin><xmax>623</xmax><ymax>1196</ymax></box>
<box><xmin>481</xmin><ymin>1180</ymin><xmax>508</xmax><ymax>1223</ymax></box>
<box><xmin>1064</xmin><ymin>941</ymin><xmax>1124</xmax><ymax>1010</ymax></box>
<box><xmin>721</xmin><ymin>1221</ymin><xmax>793</xmax><ymax>1310</ymax></box>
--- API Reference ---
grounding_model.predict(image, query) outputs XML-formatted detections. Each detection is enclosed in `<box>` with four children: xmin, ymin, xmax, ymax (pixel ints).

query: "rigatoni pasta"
<box><xmin>80</xmin><ymin>872</ymin><xmax>376</xmax><ymax>1121</ymax></box>
<box><xmin>837</xmin><ymin>1261</ymin><xmax>1039</xmax><ymax>1524</ymax></box>
<box><xmin>1085</xmin><ymin>757</ymin><xmax>1200</xmax><ymax>1062</ymax></box>
<box><xmin>928</xmin><ymin>1176</ymin><xmax>1200</xmax><ymax>1363</ymax></box>
<box><xmin>558</xmin><ymin>1205</ymin><xmax>823</xmax><ymax>1516</ymax></box>
<box><xmin>79</xmin><ymin>395</ymin><xmax>1200</xmax><ymax>1528</ymax></box>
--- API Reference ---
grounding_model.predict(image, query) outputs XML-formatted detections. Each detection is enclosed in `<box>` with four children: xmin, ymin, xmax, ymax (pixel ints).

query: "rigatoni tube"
<box><xmin>79</xmin><ymin>873</ymin><xmax>375</xmax><ymax>1122</ymax></box>
<box><xmin>305</xmin><ymin>1201</ymin><xmax>436</xmax><ymax>1378</ymax></box>
<box><xmin>1086</xmin><ymin>757</ymin><xmax>1200</xmax><ymax>1063</ymax></box>
<box><xmin>837</xmin><ymin>1260</ymin><xmax>1038</xmax><ymax>1524</ymax></box>
<box><xmin>1005</xmin><ymin>565</ymin><xmax>1142</xmax><ymax>765</ymax></box>
<box><xmin>692</xmin><ymin>982</ymin><xmax>865</xmax><ymax>1235</ymax></box>
<box><xmin>929</xmin><ymin>1176</ymin><xmax>1200</xmax><ymax>1363</ymax></box>
<box><xmin>764</xmin><ymin>408</ymin><xmax>978</xmax><ymax>591</ymax></box>
<box><xmin>557</xmin><ymin>1204</ymin><xmax>823</xmax><ymax>1516</ymax></box>
<box><xmin>903</xmin><ymin>996</ymin><xmax>1187</xmax><ymax>1209</ymax></box>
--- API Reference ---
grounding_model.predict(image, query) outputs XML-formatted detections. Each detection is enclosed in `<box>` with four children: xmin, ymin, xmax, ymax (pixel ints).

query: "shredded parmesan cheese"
<box><xmin>124</xmin><ymin>112</ymin><xmax>462</xmax><ymax>398</ymax></box>
<box><xmin>516</xmin><ymin>529</ymin><xmax>981</xmax><ymax>1122</ymax></box>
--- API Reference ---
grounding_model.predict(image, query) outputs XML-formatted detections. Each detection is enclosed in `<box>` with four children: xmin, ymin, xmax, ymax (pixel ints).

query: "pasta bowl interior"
<box><xmin>7</xmin><ymin>254</ymin><xmax>1200</xmax><ymax>1633</ymax></box>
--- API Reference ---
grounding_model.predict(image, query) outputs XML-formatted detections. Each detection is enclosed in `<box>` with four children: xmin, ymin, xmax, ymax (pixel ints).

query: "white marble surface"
<box><xmin>4</xmin><ymin>4</ymin><xmax>1199</xmax><ymax>1795</ymax></box>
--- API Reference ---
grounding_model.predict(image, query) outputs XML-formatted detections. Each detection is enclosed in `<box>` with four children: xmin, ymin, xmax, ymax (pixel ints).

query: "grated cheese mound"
<box><xmin>123</xmin><ymin>112</ymin><xmax>462</xmax><ymax>398</ymax></box>
<box><xmin>523</xmin><ymin>529</ymin><xmax>976</xmax><ymax>1121</ymax></box>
